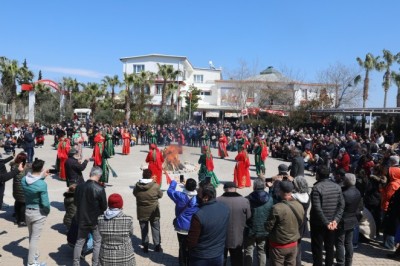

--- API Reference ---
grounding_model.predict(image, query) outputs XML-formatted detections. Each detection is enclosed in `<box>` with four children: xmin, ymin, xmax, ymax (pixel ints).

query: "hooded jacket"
<box><xmin>246</xmin><ymin>189</ymin><xmax>273</xmax><ymax>238</ymax></box>
<box><xmin>167</xmin><ymin>180</ymin><xmax>199</xmax><ymax>233</ymax></box>
<box><xmin>133</xmin><ymin>178</ymin><xmax>163</xmax><ymax>221</ymax></box>
<box><xmin>21</xmin><ymin>172</ymin><xmax>50</xmax><ymax>215</ymax></box>
<box><xmin>381</xmin><ymin>165</ymin><xmax>400</xmax><ymax>211</ymax></box>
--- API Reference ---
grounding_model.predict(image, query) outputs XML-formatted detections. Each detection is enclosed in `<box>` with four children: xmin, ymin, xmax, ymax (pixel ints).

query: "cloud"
<box><xmin>31</xmin><ymin>65</ymin><xmax>108</xmax><ymax>79</ymax></box>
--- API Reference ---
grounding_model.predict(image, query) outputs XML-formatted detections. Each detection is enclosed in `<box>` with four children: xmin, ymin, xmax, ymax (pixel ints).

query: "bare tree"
<box><xmin>316</xmin><ymin>62</ymin><xmax>362</xmax><ymax>108</ymax></box>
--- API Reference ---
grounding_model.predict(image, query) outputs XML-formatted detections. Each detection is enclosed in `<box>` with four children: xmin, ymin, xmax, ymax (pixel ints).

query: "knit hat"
<box><xmin>279</xmin><ymin>180</ymin><xmax>294</xmax><ymax>193</ymax></box>
<box><xmin>108</xmin><ymin>193</ymin><xmax>123</xmax><ymax>209</ymax></box>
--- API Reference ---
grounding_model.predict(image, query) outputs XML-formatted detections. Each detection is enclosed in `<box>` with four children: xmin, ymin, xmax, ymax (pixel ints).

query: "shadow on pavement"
<box><xmin>3</xmin><ymin>236</ymin><xmax>28</xmax><ymax>265</ymax></box>
<box><xmin>0</xmin><ymin>206</ymin><xmax>15</xmax><ymax>224</ymax></box>
<box><xmin>51</xmin><ymin>201</ymin><xmax>65</xmax><ymax>212</ymax></box>
<box><xmin>51</xmin><ymin>223</ymin><xmax>67</xmax><ymax>235</ymax></box>
<box><xmin>49</xmin><ymin>243</ymin><xmax>90</xmax><ymax>266</ymax></box>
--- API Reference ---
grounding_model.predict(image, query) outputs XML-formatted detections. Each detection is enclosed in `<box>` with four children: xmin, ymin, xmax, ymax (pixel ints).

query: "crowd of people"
<box><xmin>0</xmin><ymin>119</ymin><xmax>400</xmax><ymax>266</ymax></box>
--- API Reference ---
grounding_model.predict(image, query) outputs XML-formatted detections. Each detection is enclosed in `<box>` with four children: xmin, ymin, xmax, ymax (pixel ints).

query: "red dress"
<box><xmin>233</xmin><ymin>150</ymin><xmax>251</xmax><ymax>188</ymax></box>
<box><xmin>146</xmin><ymin>145</ymin><xmax>164</xmax><ymax>185</ymax></box>
<box><xmin>93</xmin><ymin>133</ymin><xmax>105</xmax><ymax>166</ymax></box>
<box><xmin>218</xmin><ymin>135</ymin><xmax>229</xmax><ymax>158</ymax></box>
<box><xmin>57</xmin><ymin>137</ymin><xmax>71</xmax><ymax>180</ymax></box>
<box><xmin>122</xmin><ymin>132</ymin><xmax>130</xmax><ymax>155</ymax></box>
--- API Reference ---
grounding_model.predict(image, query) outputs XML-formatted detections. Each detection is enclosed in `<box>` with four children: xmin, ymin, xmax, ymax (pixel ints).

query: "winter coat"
<box><xmin>289</xmin><ymin>155</ymin><xmax>304</xmax><ymax>178</ymax></box>
<box><xmin>21</xmin><ymin>172</ymin><xmax>50</xmax><ymax>215</ymax></box>
<box><xmin>98</xmin><ymin>211</ymin><xmax>136</xmax><ymax>266</ymax></box>
<box><xmin>217</xmin><ymin>192</ymin><xmax>251</xmax><ymax>248</ymax></box>
<box><xmin>266</xmin><ymin>199</ymin><xmax>304</xmax><ymax>244</ymax></box>
<box><xmin>381</xmin><ymin>166</ymin><xmax>400</xmax><ymax>211</ymax></box>
<box><xmin>245</xmin><ymin>190</ymin><xmax>273</xmax><ymax>238</ymax></box>
<box><xmin>292</xmin><ymin>192</ymin><xmax>310</xmax><ymax>238</ymax></box>
<box><xmin>74</xmin><ymin>180</ymin><xmax>107</xmax><ymax>229</ymax></box>
<box><xmin>65</xmin><ymin>156</ymin><xmax>88</xmax><ymax>186</ymax></box>
<box><xmin>340</xmin><ymin>186</ymin><xmax>362</xmax><ymax>231</ymax></box>
<box><xmin>167</xmin><ymin>180</ymin><xmax>199</xmax><ymax>233</ymax></box>
<box><xmin>310</xmin><ymin>178</ymin><xmax>344</xmax><ymax>227</ymax></box>
<box><xmin>133</xmin><ymin>179</ymin><xmax>163</xmax><ymax>221</ymax></box>
<box><xmin>63</xmin><ymin>190</ymin><xmax>76</xmax><ymax>229</ymax></box>
<box><xmin>11</xmin><ymin>161</ymin><xmax>30</xmax><ymax>203</ymax></box>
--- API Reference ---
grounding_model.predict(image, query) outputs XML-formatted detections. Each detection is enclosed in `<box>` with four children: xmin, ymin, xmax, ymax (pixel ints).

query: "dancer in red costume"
<box><xmin>218</xmin><ymin>132</ymin><xmax>229</xmax><ymax>159</ymax></box>
<box><xmin>93</xmin><ymin>130</ymin><xmax>109</xmax><ymax>183</ymax></box>
<box><xmin>233</xmin><ymin>145</ymin><xmax>251</xmax><ymax>188</ymax></box>
<box><xmin>57</xmin><ymin>133</ymin><xmax>71</xmax><ymax>180</ymax></box>
<box><xmin>122</xmin><ymin>128</ymin><xmax>131</xmax><ymax>155</ymax></box>
<box><xmin>146</xmin><ymin>144</ymin><xmax>164</xmax><ymax>185</ymax></box>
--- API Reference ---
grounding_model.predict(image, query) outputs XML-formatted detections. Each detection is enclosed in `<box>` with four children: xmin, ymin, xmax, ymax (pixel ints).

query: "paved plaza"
<box><xmin>0</xmin><ymin>141</ymin><xmax>399</xmax><ymax>265</ymax></box>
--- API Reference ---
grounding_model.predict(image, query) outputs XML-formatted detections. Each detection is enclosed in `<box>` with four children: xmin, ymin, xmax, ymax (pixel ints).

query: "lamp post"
<box><xmin>189</xmin><ymin>92</ymin><xmax>192</xmax><ymax>121</ymax></box>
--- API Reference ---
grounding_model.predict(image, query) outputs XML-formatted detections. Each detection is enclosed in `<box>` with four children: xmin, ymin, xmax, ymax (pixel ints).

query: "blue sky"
<box><xmin>2</xmin><ymin>0</ymin><xmax>400</xmax><ymax>107</ymax></box>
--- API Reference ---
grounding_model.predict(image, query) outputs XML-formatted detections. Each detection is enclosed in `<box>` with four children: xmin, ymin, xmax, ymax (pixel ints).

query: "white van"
<box><xmin>74</xmin><ymin>108</ymin><xmax>91</xmax><ymax>123</ymax></box>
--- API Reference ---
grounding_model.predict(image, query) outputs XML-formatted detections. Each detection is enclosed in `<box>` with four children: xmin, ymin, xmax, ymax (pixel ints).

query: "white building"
<box><xmin>120</xmin><ymin>54</ymin><xmax>335</xmax><ymax>120</ymax></box>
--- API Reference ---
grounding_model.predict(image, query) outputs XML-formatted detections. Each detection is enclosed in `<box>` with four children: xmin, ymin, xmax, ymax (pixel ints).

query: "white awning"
<box><xmin>205</xmin><ymin>111</ymin><xmax>219</xmax><ymax>118</ymax></box>
<box><xmin>224</xmin><ymin>112</ymin><xmax>240</xmax><ymax>118</ymax></box>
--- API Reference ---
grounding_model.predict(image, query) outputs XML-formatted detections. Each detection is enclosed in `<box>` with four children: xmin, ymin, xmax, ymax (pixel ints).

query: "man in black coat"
<box><xmin>65</xmin><ymin>148</ymin><xmax>89</xmax><ymax>187</ymax></box>
<box><xmin>310</xmin><ymin>165</ymin><xmax>344</xmax><ymax>266</ymax></box>
<box><xmin>73</xmin><ymin>166</ymin><xmax>107</xmax><ymax>266</ymax></box>
<box><xmin>289</xmin><ymin>149</ymin><xmax>304</xmax><ymax>177</ymax></box>
<box><xmin>334</xmin><ymin>173</ymin><xmax>362</xmax><ymax>266</ymax></box>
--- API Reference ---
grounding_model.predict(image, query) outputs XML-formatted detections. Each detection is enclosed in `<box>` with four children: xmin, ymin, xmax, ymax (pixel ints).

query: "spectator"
<box><xmin>97</xmin><ymin>193</ymin><xmax>136</xmax><ymax>265</ymax></box>
<box><xmin>167</xmin><ymin>178</ymin><xmax>199</xmax><ymax>266</ymax></box>
<box><xmin>0</xmin><ymin>154</ymin><xmax>16</xmax><ymax>210</ymax></box>
<box><xmin>73</xmin><ymin>166</ymin><xmax>107</xmax><ymax>266</ymax></box>
<box><xmin>335</xmin><ymin>173</ymin><xmax>362</xmax><ymax>266</ymax></box>
<box><xmin>265</xmin><ymin>181</ymin><xmax>304</xmax><ymax>266</ymax></box>
<box><xmin>292</xmin><ymin>176</ymin><xmax>311</xmax><ymax>266</ymax></box>
<box><xmin>217</xmin><ymin>181</ymin><xmax>251</xmax><ymax>266</ymax></box>
<box><xmin>21</xmin><ymin>158</ymin><xmax>50</xmax><ymax>266</ymax></box>
<box><xmin>335</xmin><ymin>148</ymin><xmax>351</xmax><ymax>173</ymax></box>
<box><xmin>187</xmin><ymin>184</ymin><xmax>230</xmax><ymax>266</ymax></box>
<box><xmin>65</xmin><ymin>148</ymin><xmax>89</xmax><ymax>187</ymax></box>
<box><xmin>133</xmin><ymin>168</ymin><xmax>163</xmax><ymax>253</ymax></box>
<box><xmin>381</xmin><ymin>155</ymin><xmax>400</xmax><ymax>250</ymax></box>
<box><xmin>63</xmin><ymin>184</ymin><xmax>77</xmax><ymax>230</ymax></box>
<box><xmin>289</xmin><ymin>149</ymin><xmax>304</xmax><ymax>178</ymax></box>
<box><xmin>24</xmin><ymin>126</ymin><xmax>35</xmax><ymax>163</ymax></box>
<box><xmin>11</xmin><ymin>152</ymin><xmax>29</xmax><ymax>226</ymax></box>
<box><xmin>244</xmin><ymin>178</ymin><xmax>273</xmax><ymax>266</ymax></box>
<box><xmin>310</xmin><ymin>165</ymin><xmax>344</xmax><ymax>266</ymax></box>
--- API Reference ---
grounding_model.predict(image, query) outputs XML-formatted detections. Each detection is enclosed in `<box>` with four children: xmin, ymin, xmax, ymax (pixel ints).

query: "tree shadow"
<box><xmin>48</xmin><ymin>243</ymin><xmax>90</xmax><ymax>266</ymax></box>
<box><xmin>51</xmin><ymin>201</ymin><xmax>65</xmax><ymax>212</ymax></box>
<box><xmin>2</xmin><ymin>236</ymin><xmax>29</xmax><ymax>265</ymax></box>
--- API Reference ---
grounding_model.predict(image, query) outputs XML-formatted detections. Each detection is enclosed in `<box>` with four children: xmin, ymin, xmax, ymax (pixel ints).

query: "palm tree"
<box><xmin>157</xmin><ymin>64</ymin><xmax>182</xmax><ymax>110</ymax></box>
<box><xmin>0</xmin><ymin>58</ymin><xmax>24</xmax><ymax>122</ymax></box>
<box><xmin>81</xmin><ymin>82</ymin><xmax>106</xmax><ymax>119</ymax></box>
<box><xmin>376</xmin><ymin>50</ymin><xmax>400</xmax><ymax>108</ymax></box>
<box><xmin>392</xmin><ymin>71</ymin><xmax>400</xmax><ymax>107</ymax></box>
<box><xmin>132</xmin><ymin>71</ymin><xmax>155</xmax><ymax>120</ymax></box>
<box><xmin>356</xmin><ymin>53</ymin><xmax>379</xmax><ymax>108</ymax></box>
<box><xmin>123</xmin><ymin>73</ymin><xmax>134</xmax><ymax>123</ymax></box>
<box><xmin>102</xmin><ymin>75</ymin><xmax>121</xmax><ymax>106</ymax></box>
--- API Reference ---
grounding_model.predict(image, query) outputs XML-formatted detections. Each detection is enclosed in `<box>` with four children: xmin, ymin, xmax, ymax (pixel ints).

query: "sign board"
<box><xmin>206</xmin><ymin>111</ymin><xmax>219</xmax><ymax>118</ymax></box>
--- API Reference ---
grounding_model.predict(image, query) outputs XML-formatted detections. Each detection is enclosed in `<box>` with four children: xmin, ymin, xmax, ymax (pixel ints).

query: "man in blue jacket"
<box><xmin>168</xmin><ymin>178</ymin><xmax>199</xmax><ymax>266</ymax></box>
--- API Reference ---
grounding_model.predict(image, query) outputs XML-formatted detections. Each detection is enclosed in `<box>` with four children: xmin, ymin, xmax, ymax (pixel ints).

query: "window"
<box><xmin>200</xmin><ymin>91</ymin><xmax>211</xmax><ymax>96</ymax></box>
<box><xmin>194</xmin><ymin>74</ymin><xmax>203</xmax><ymax>83</ymax></box>
<box><xmin>156</xmin><ymin>84</ymin><xmax>162</xmax><ymax>95</ymax></box>
<box><xmin>144</xmin><ymin>85</ymin><xmax>150</xmax><ymax>95</ymax></box>
<box><xmin>133</xmin><ymin>64</ymin><xmax>145</xmax><ymax>73</ymax></box>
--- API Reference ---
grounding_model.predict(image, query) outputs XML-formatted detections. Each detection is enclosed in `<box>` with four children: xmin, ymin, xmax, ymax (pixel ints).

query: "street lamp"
<box><xmin>189</xmin><ymin>91</ymin><xmax>192</xmax><ymax>121</ymax></box>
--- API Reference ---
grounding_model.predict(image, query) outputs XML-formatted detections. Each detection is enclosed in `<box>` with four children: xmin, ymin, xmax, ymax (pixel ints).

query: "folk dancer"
<box><xmin>198</xmin><ymin>146</ymin><xmax>220</xmax><ymax>188</ymax></box>
<box><xmin>234</xmin><ymin>145</ymin><xmax>251</xmax><ymax>188</ymax></box>
<box><xmin>146</xmin><ymin>144</ymin><xmax>164</xmax><ymax>185</ymax></box>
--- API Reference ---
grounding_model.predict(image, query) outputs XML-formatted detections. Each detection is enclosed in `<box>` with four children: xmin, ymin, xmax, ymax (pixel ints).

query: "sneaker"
<box><xmin>18</xmin><ymin>222</ymin><xmax>27</xmax><ymax>227</ymax></box>
<box><xmin>154</xmin><ymin>245</ymin><xmax>163</xmax><ymax>253</ymax></box>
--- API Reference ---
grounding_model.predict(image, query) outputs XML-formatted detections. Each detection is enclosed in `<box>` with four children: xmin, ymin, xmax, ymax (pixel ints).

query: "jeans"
<box><xmin>139</xmin><ymin>219</ymin><xmax>161</xmax><ymax>246</ymax></box>
<box><xmin>224</xmin><ymin>246</ymin><xmax>243</xmax><ymax>266</ymax></box>
<box><xmin>177</xmin><ymin>233</ymin><xmax>189</xmax><ymax>266</ymax></box>
<box><xmin>73</xmin><ymin>226</ymin><xmax>101</xmax><ymax>266</ymax></box>
<box><xmin>0</xmin><ymin>183</ymin><xmax>4</xmax><ymax>209</ymax></box>
<box><xmin>189</xmin><ymin>254</ymin><xmax>224</xmax><ymax>266</ymax></box>
<box><xmin>26</xmin><ymin>147</ymin><xmax>35</xmax><ymax>163</ymax></box>
<box><xmin>335</xmin><ymin>228</ymin><xmax>354</xmax><ymax>266</ymax></box>
<box><xmin>244</xmin><ymin>236</ymin><xmax>266</xmax><ymax>266</ymax></box>
<box><xmin>25</xmin><ymin>209</ymin><xmax>47</xmax><ymax>265</ymax></box>
<box><xmin>310</xmin><ymin>224</ymin><xmax>336</xmax><ymax>266</ymax></box>
<box><xmin>269</xmin><ymin>246</ymin><xmax>297</xmax><ymax>266</ymax></box>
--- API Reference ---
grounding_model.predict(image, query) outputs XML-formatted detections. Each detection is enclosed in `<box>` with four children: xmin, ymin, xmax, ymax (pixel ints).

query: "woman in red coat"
<box><xmin>122</xmin><ymin>128</ymin><xmax>131</xmax><ymax>155</ymax></box>
<box><xmin>335</xmin><ymin>148</ymin><xmax>351</xmax><ymax>172</ymax></box>
<box><xmin>146</xmin><ymin>144</ymin><xmax>164</xmax><ymax>185</ymax></box>
<box><xmin>218</xmin><ymin>132</ymin><xmax>228</xmax><ymax>159</ymax></box>
<box><xmin>233</xmin><ymin>146</ymin><xmax>251</xmax><ymax>188</ymax></box>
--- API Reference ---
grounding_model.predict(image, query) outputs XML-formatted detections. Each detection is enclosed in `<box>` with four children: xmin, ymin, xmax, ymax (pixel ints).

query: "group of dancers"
<box><xmin>54</xmin><ymin>127</ymin><xmax>269</xmax><ymax>189</ymax></box>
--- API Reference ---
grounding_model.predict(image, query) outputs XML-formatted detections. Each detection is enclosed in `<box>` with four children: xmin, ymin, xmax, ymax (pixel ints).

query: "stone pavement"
<box><xmin>0</xmin><ymin>141</ymin><xmax>399</xmax><ymax>265</ymax></box>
